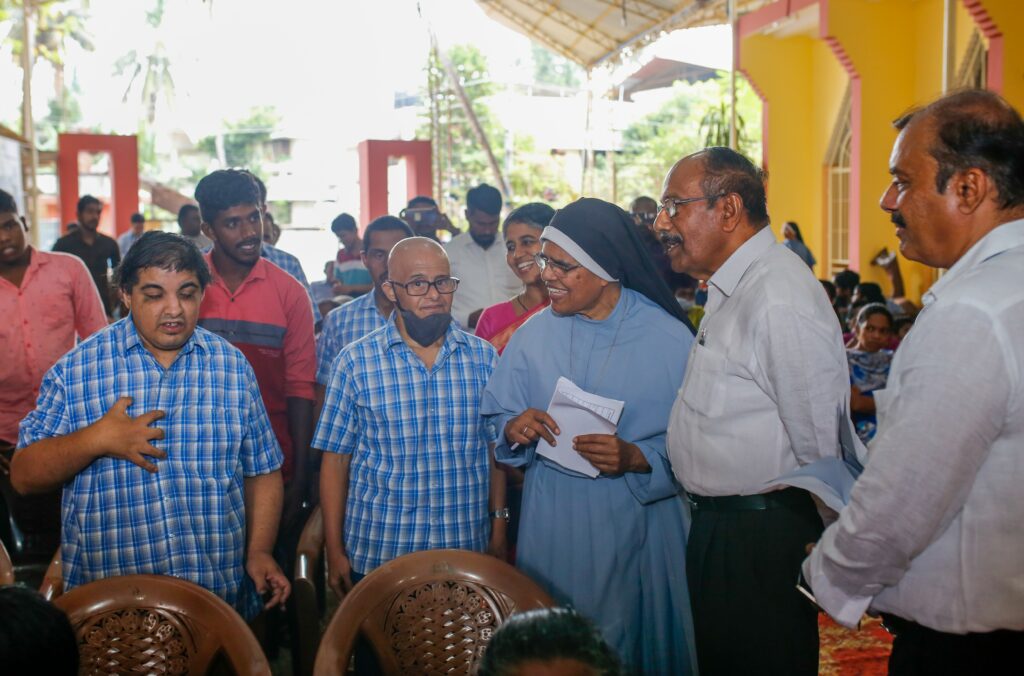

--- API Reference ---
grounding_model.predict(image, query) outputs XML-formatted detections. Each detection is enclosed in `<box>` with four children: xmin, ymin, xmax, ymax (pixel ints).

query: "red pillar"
<box><xmin>57</xmin><ymin>133</ymin><xmax>139</xmax><ymax>237</ymax></box>
<box><xmin>357</xmin><ymin>139</ymin><xmax>433</xmax><ymax>226</ymax></box>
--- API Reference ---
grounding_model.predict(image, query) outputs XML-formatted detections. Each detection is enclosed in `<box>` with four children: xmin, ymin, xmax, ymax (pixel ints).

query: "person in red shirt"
<box><xmin>193</xmin><ymin>170</ymin><xmax>316</xmax><ymax>536</ymax></box>
<box><xmin>0</xmin><ymin>188</ymin><xmax>106</xmax><ymax>560</ymax></box>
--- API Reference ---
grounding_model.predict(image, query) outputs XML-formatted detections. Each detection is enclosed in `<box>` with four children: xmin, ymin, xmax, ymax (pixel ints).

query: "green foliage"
<box><xmin>532</xmin><ymin>44</ymin><xmax>583</xmax><ymax>89</ymax></box>
<box><xmin>113</xmin><ymin>0</ymin><xmax>174</xmax><ymax>125</ymax></box>
<box><xmin>2</xmin><ymin>0</ymin><xmax>94</xmax><ymax>67</ymax></box>
<box><xmin>194</xmin><ymin>106</ymin><xmax>280</xmax><ymax>182</ymax></box>
<box><xmin>616</xmin><ymin>72</ymin><xmax>762</xmax><ymax>201</ymax></box>
<box><xmin>420</xmin><ymin>43</ymin><xmax>579</xmax><ymax>210</ymax></box>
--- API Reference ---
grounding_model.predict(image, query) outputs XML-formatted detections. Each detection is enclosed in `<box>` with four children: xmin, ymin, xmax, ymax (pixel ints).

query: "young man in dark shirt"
<box><xmin>53</xmin><ymin>195</ymin><xmax>120</xmax><ymax>317</ymax></box>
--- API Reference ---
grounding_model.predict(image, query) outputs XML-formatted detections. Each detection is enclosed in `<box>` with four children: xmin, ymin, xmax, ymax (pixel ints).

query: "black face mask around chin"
<box><xmin>396</xmin><ymin>301</ymin><xmax>453</xmax><ymax>347</ymax></box>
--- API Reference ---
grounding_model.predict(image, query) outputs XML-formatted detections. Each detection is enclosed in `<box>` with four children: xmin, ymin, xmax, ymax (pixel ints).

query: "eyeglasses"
<box><xmin>659</xmin><ymin>194</ymin><xmax>724</xmax><ymax>218</ymax></box>
<box><xmin>533</xmin><ymin>253</ymin><xmax>582</xmax><ymax>277</ymax></box>
<box><xmin>388</xmin><ymin>276</ymin><xmax>460</xmax><ymax>296</ymax></box>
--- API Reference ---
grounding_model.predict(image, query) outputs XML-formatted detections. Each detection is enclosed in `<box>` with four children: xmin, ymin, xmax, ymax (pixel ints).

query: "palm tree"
<box><xmin>113</xmin><ymin>0</ymin><xmax>175</xmax><ymax>125</ymax></box>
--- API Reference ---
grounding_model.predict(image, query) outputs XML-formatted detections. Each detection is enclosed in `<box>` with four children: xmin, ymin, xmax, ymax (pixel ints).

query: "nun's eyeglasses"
<box><xmin>533</xmin><ymin>253</ymin><xmax>582</xmax><ymax>277</ymax></box>
<box><xmin>659</xmin><ymin>194</ymin><xmax>724</xmax><ymax>218</ymax></box>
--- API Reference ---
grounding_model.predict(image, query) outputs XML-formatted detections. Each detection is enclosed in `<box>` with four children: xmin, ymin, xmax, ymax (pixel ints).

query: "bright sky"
<box><xmin>1</xmin><ymin>0</ymin><xmax>731</xmax><ymax>145</ymax></box>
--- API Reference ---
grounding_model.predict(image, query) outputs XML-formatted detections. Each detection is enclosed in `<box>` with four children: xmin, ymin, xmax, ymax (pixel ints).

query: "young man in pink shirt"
<box><xmin>0</xmin><ymin>188</ymin><xmax>106</xmax><ymax>558</ymax></box>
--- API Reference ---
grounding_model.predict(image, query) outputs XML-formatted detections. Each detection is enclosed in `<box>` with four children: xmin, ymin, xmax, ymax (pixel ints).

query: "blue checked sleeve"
<box><xmin>17</xmin><ymin>361</ymin><xmax>72</xmax><ymax>448</ymax></box>
<box><xmin>315</xmin><ymin>318</ymin><xmax>341</xmax><ymax>386</ymax></box>
<box><xmin>239</xmin><ymin>364</ymin><xmax>284</xmax><ymax>476</ymax></box>
<box><xmin>312</xmin><ymin>351</ymin><xmax>361</xmax><ymax>455</ymax></box>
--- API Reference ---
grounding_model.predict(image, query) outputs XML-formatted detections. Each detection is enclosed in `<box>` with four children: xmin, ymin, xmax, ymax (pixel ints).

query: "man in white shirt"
<box><xmin>444</xmin><ymin>183</ymin><xmax>522</xmax><ymax>328</ymax></box>
<box><xmin>117</xmin><ymin>213</ymin><xmax>145</xmax><ymax>256</ymax></box>
<box><xmin>658</xmin><ymin>147</ymin><xmax>848</xmax><ymax>675</ymax></box>
<box><xmin>804</xmin><ymin>89</ymin><xmax>1024</xmax><ymax>675</ymax></box>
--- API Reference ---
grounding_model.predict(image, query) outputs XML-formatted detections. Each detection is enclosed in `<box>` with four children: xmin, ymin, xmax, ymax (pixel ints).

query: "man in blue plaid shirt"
<box><xmin>315</xmin><ymin>215</ymin><xmax>414</xmax><ymax>389</ymax></box>
<box><xmin>315</xmin><ymin>237</ymin><xmax>506</xmax><ymax>596</ymax></box>
<box><xmin>11</xmin><ymin>232</ymin><xmax>290</xmax><ymax>619</ymax></box>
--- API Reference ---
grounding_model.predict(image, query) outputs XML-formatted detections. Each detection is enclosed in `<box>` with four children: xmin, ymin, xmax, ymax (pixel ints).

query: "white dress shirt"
<box><xmin>445</xmin><ymin>232</ymin><xmax>522</xmax><ymax>327</ymax></box>
<box><xmin>805</xmin><ymin>218</ymin><xmax>1024</xmax><ymax>633</ymax></box>
<box><xmin>667</xmin><ymin>226</ymin><xmax>849</xmax><ymax>496</ymax></box>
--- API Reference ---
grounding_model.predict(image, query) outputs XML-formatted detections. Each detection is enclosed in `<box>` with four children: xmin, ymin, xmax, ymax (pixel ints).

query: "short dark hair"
<box><xmin>856</xmin><ymin>302</ymin><xmax>894</xmax><ymax>328</ymax></box>
<box><xmin>833</xmin><ymin>268</ymin><xmax>860</xmax><ymax>291</ymax></box>
<box><xmin>0</xmin><ymin>188</ymin><xmax>17</xmax><ymax>214</ymax></box>
<box><xmin>629</xmin><ymin>195</ymin><xmax>657</xmax><ymax>213</ymax></box>
<box><xmin>0</xmin><ymin>586</ymin><xmax>79</xmax><ymax>675</ymax></box>
<box><xmin>194</xmin><ymin>169</ymin><xmax>262</xmax><ymax>224</ymax></box>
<box><xmin>855</xmin><ymin>281</ymin><xmax>886</xmax><ymax>305</ymax></box>
<box><xmin>362</xmin><ymin>215</ymin><xmax>413</xmax><ymax>252</ymax></box>
<box><xmin>407</xmin><ymin>195</ymin><xmax>437</xmax><ymax>209</ymax></box>
<box><xmin>503</xmin><ymin>202</ymin><xmax>555</xmax><ymax>235</ymax></box>
<box><xmin>820</xmin><ymin>279</ymin><xmax>837</xmax><ymax>302</ymax></box>
<box><xmin>477</xmin><ymin>607</ymin><xmax>622</xmax><ymax>676</ymax></box>
<box><xmin>466</xmin><ymin>183</ymin><xmax>502</xmax><ymax>215</ymax></box>
<box><xmin>130</xmin><ymin>212</ymin><xmax>145</xmax><ymax>224</ymax></box>
<box><xmin>114</xmin><ymin>231</ymin><xmax>212</xmax><ymax>293</ymax></box>
<box><xmin>698</xmin><ymin>147</ymin><xmax>769</xmax><ymax>228</ymax></box>
<box><xmin>331</xmin><ymin>213</ymin><xmax>357</xmax><ymax>236</ymax></box>
<box><xmin>240</xmin><ymin>169</ymin><xmax>268</xmax><ymax>203</ymax></box>
<box><xmin>895</xmin><ymin>89</ymin><xmax>1024</xmax><ymax>209</ymax></box>
<box><xmin>177</xmin><ymin>203</ymin><xmax>199</xmax><ymax>224</ymax></box>
<box><xmin>76</xmin><ymin>194</ymin><xmax>101</xmax><ymax>215</ymax></box>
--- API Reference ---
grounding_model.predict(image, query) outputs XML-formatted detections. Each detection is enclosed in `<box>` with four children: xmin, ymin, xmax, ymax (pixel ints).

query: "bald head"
<box><xmin>387</xmin><ymin>236</ymin><xmax>450</xmax><ymax>279</ymax></box>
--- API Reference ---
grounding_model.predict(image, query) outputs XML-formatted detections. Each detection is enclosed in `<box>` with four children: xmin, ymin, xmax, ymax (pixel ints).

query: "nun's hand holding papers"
<box><xmin>573</xmin><ymin>434</ymin><xmax>651</xmax><ymax>476</ymax></box>
<box><xmin>505</xmin><ymin>408</ymin><xmax>561</xmax><ymax>447</ymax></box>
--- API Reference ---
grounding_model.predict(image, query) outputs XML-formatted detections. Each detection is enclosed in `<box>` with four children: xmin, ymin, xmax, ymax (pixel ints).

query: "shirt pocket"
<box><xmin>680</xmin><ymin>343</ymin><xmax>731</xmax><ymax>418</ymax></box>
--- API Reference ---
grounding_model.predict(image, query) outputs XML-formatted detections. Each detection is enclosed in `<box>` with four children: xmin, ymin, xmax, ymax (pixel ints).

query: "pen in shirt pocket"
<box><xmin>698</xmin><ymin>327</ymin><xmax>707</xmax><ymax>346</ymax></box>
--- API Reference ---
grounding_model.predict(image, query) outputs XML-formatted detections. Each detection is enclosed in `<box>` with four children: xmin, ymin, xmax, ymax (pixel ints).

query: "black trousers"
<box><xmin>885</xmin><ymin>614</ymin><xmax>1024</xmax><ymax>676</ymax></box>
<box><xmin>686</xmin><ymin>488</ymin><xmax>823</xmax><ymax>676</ymax></box>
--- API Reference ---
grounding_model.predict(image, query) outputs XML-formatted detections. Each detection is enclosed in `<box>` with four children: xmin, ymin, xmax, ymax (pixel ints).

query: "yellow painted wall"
<box><xmin>740</xmin><ymin>35</ymin><xmax>816</xmax><ymax>249</ymax></box>
<box><xmin>741</xmin><ymin>0</ymin><xmax>1024</xmax><ymax>300</ymax></box>
<box><xmin>740</xmin><ymin>33</ymin><xmax>847</xmax><ymax>270</ymax></box>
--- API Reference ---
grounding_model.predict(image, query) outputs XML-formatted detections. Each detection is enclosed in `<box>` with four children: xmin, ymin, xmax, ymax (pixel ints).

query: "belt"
<box><xmin>686</xmin><ymin>487</ymin><xmax>809</xmax><ymax>512</ymax></box>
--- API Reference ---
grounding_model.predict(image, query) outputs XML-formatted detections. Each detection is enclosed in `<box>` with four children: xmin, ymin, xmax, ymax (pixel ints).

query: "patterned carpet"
<box><xmin>819</xmin><ymin>614</ymin><xmax>893</xmax><ymax>676</ymax></box>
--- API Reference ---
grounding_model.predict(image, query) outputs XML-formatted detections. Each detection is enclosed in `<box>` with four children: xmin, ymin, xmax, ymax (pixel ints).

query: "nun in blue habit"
<box><xmin>481</xmin><ymin>198</ymin><xmax>698</xmax><ymax>674</ymax></box>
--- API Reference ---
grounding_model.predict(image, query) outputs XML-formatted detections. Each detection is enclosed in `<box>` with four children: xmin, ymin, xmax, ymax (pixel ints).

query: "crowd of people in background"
<box><xmin>1</xmin><ymin>87</ymin><xmax>1022</xmax><ymax>675</ymax></box>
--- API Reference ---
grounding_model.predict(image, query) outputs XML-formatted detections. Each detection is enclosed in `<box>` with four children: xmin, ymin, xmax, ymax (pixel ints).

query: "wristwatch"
<box><xmin>489</xmin><ymin>507</ymin><xmax>511</xmax><ymax>521</ymax></box>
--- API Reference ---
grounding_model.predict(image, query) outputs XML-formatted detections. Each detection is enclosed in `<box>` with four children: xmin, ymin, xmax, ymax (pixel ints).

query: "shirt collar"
<box><xmin>707</xmin><ymin>226</ymin><xmax>776</xmax><ymax>298</ymax></box>
<box><xmin>120</xmin><ymin>315</ymin><xmax>208</xmax><ymax>359</ymax></box>
<box><xmin>205</xmin><ymin>251</ymin><xmax>267</xmax><ymax>288</ymax></box>
<box><xmin>922</xmin><ymin>218</ymin><xmax>1024</xmax><ymax>306</ymax></box>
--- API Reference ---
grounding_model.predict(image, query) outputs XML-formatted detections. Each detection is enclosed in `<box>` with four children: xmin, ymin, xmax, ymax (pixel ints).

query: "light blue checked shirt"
<box><xmin>18</xmin><ymin>318</ymin><xmax>283</xmax><ymax>619</ymax></box>
<box><xmin>315</xmin><ymin>292</ymin><xmax>389</xmax><ymax>385</ymax></box>
<box><xmin>262</xmin><ymin>242</ymin><xmax>322</xmax><ymax>324</ymax></box>
<box><xmin>313</xmin><ymin>318</ymin><xmax>498</xmax><ymax>575</ymax></box>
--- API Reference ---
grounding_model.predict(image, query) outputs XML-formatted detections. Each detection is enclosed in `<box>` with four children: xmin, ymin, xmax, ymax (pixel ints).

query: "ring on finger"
<box><xmin>522</xmin><ymin>425</ymin><xmax>530</xmax><ymax>436</ymax></box>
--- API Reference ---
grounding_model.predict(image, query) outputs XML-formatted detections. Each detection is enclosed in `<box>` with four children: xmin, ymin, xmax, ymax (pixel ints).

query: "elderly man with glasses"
<box><xmin>315</xmin><ymin>237</ymin><xmax>506</xmax><ymax>604</ymax></box>
<box><xmin>657</xmin><ymin>147</ymin><xmax>849</xmax><ymax>675</ymax></box>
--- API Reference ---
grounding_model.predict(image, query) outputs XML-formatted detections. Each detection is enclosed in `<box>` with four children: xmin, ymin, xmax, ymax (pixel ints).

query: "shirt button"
<box><xmin>430</xmin><ymin>482</ymin><xmax>439</xmax><ymax>489</ymax></box>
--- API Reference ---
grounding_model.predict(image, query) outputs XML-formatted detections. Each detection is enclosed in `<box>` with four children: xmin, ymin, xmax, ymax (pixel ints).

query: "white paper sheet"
<box><xmin>535</xmin><ymin>377</ymin><xmax>625</xmax><ymax>479</ymax></box>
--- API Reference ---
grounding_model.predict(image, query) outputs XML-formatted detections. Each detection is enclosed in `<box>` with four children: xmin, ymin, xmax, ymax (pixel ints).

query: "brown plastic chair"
<box><xmin>313</xmin><ymin>549</ymin><xmax>554</xmax><ymax>676</ymax></box>
<box><xmin>38</xmin><ymin>546</ymin><xmax>62</xmax><ymax>600</ymax></box>
<box><xmin>0</xmin><ymin>537</ymin><xmax>13</xmax><ymax>585</ymax></box>
<box><xmin>54</xmin><ymin>574</ymin><xmax>271</xmax><ymax>676</ymax></box>
<box><xmin>293</xmin><ymin>505</ymin><xmax>326</xmax><ymax>676</ymax></box>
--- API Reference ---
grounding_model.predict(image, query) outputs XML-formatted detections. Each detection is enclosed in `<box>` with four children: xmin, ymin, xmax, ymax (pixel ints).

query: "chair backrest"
<box><xmin>38</xmin><ymin>546</ymin><xmax>62</xmax><ymax>600</ymax></box>
<box><xmin>313</xmin><ymin>549</ymin><xmax>554</xmax><ymax>676</ymax></box>
<box><xmin>0</xmin><ymin>538</ymin><xmax>13</xmax><ymax>586</ymax></box>
<box><xmin>54</xmin><ymin>574</ymin><xmax>271</xmax><ymax>676</ymax></box>
<box><xmin>293</xmin><ymin>505</ymin><xmax>325</xmax><ymax>676</ymax></box>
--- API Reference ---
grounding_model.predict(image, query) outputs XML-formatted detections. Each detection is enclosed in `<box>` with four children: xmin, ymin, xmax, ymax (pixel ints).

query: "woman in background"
<box><xmin>475</xmin><ymin>203</ymin><xmax>554</xmax><ymax>354</ymax></box>
<box><xmin>783</xmin><ymin>220</ymin><xmax>816</xmax><ymax>269</ymax></box>
<box><xmin>847</xmin><ymin>303</ymin><xmax>895</xmax><ymax>443</ymax></box>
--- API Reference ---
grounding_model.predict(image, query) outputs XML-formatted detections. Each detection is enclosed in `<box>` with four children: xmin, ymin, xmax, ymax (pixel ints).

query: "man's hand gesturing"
<box><xmin>91</xmin><ymin>397</ymin><xmax>167</xmax><ymax>472</ymax></box>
